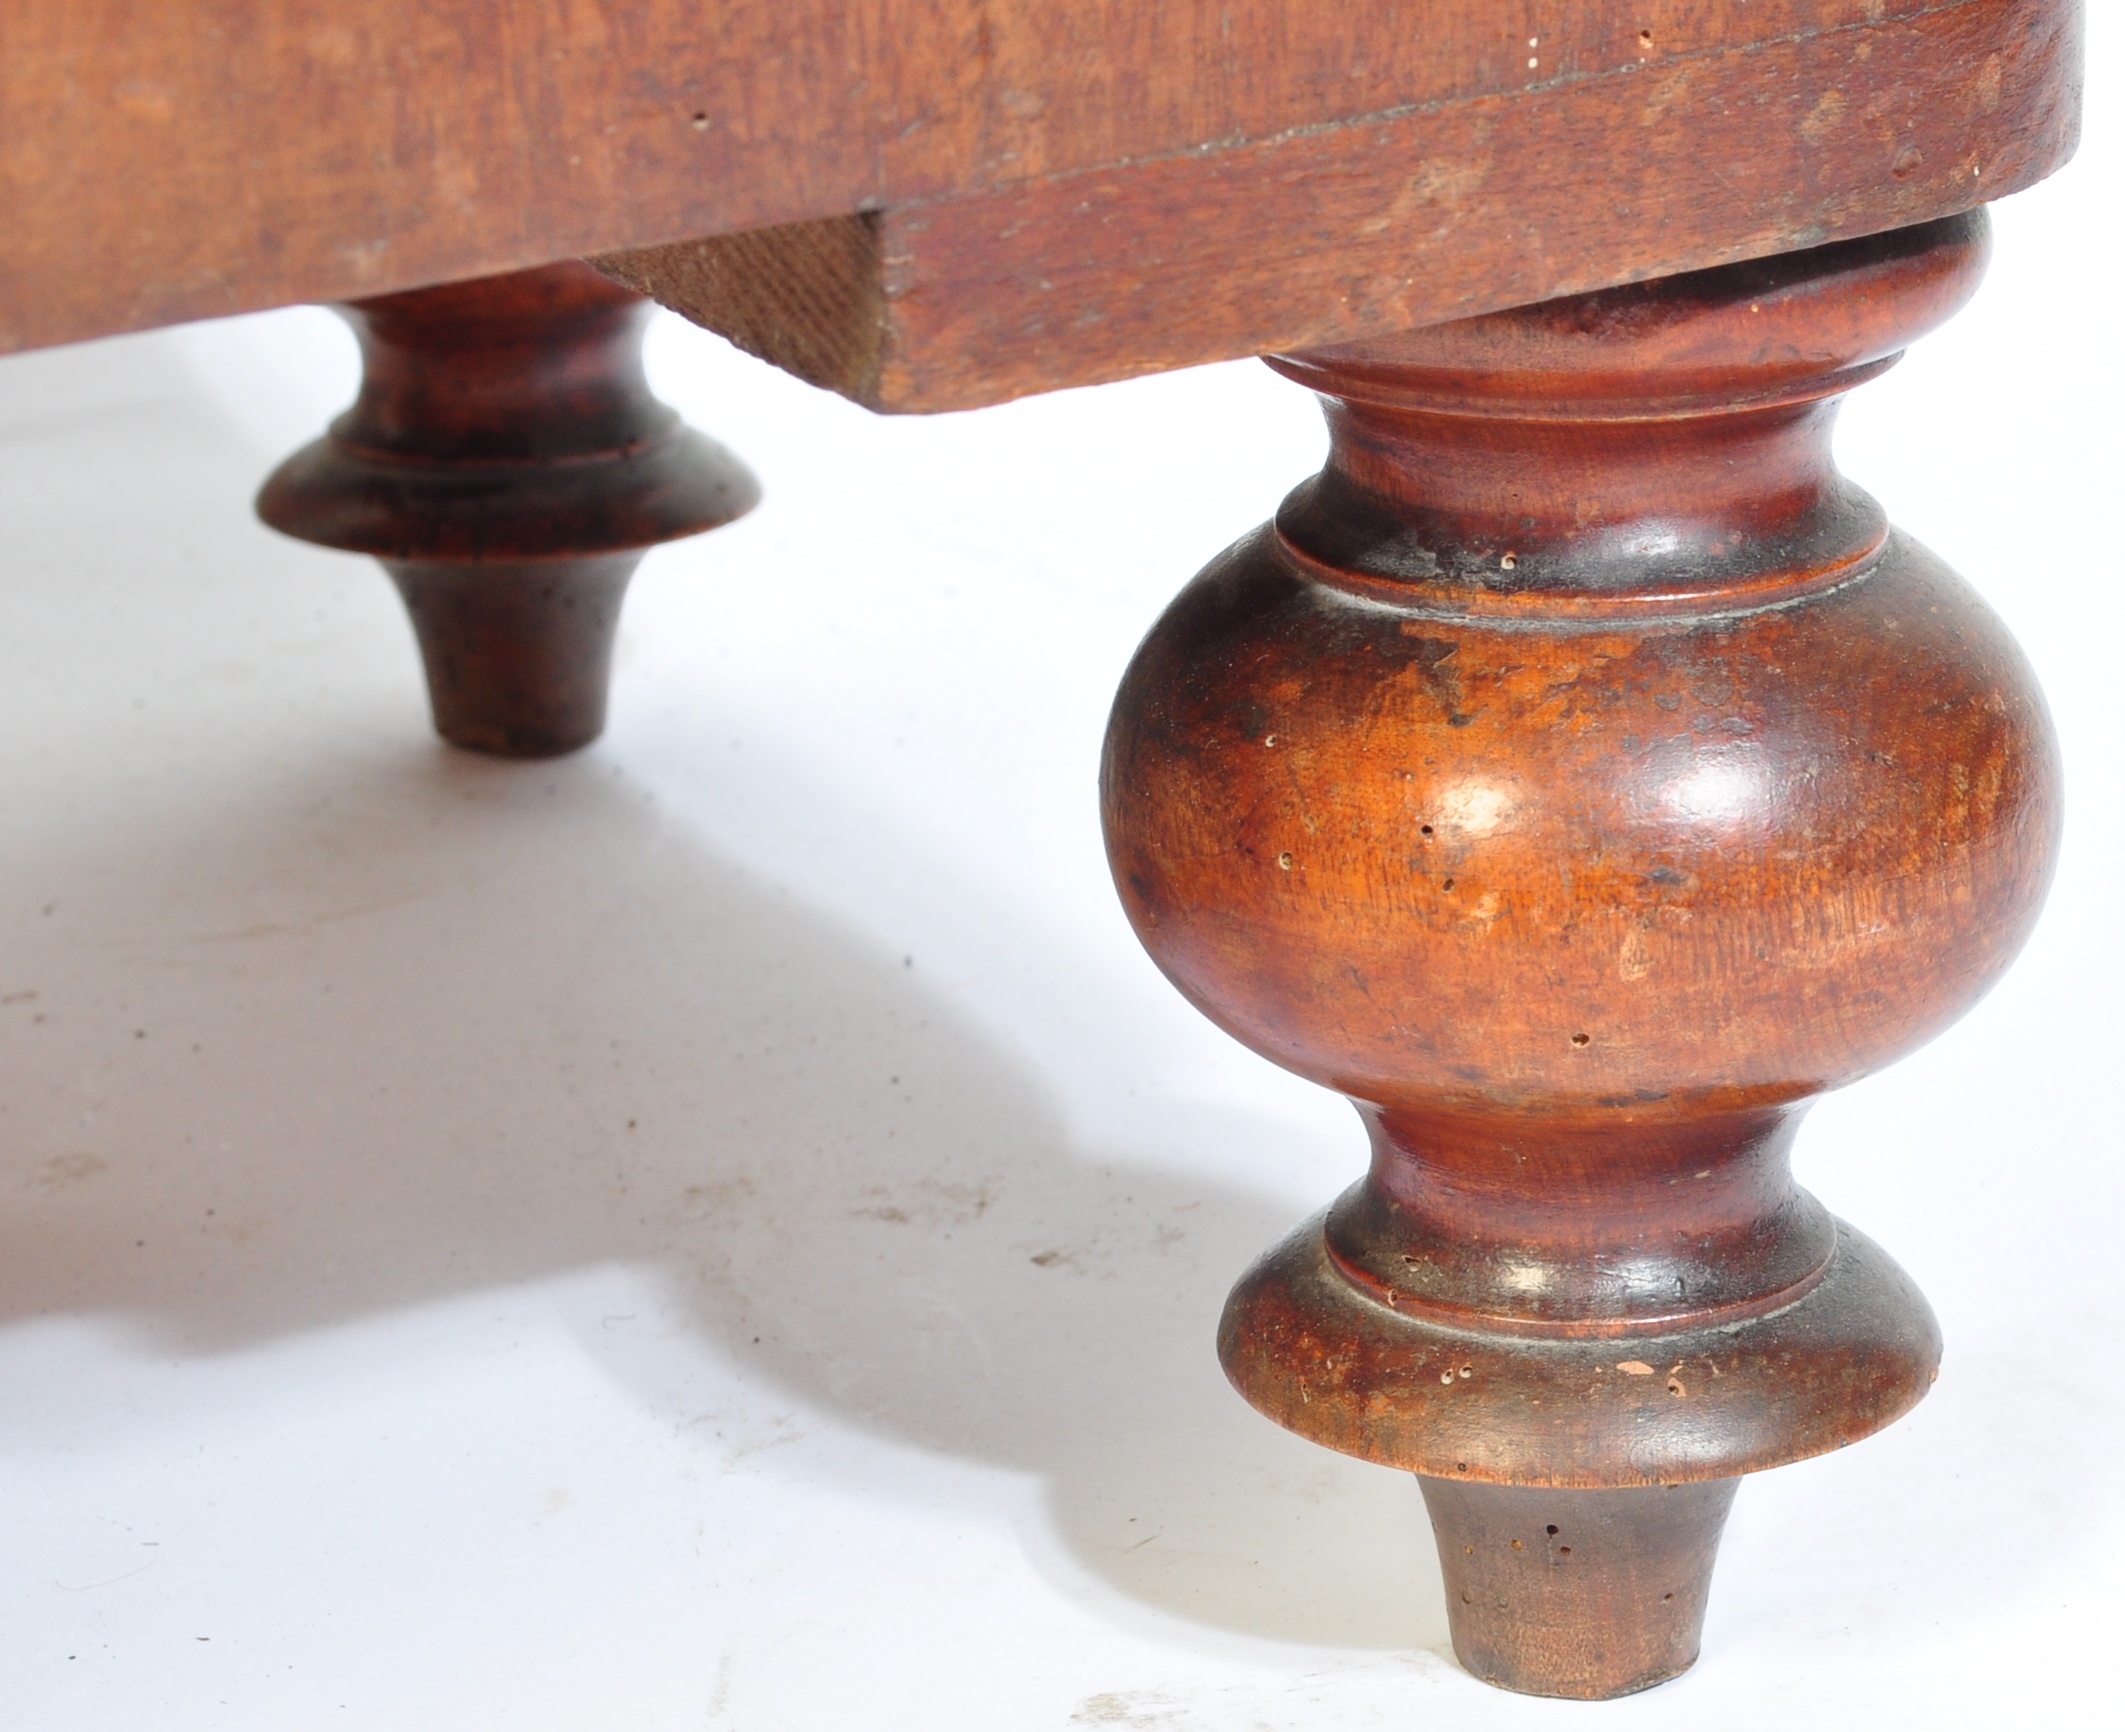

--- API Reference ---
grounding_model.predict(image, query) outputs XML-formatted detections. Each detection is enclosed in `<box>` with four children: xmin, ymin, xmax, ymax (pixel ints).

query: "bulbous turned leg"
<box><xmin>1101</xmin><ymin>211</ymin><xmax>2059</xmax><ymax>1697</ymax></box>
<box><xmin>257</xmin><ymin>262</ymin><xmax>759</xmax><ymax>757</ymax></box>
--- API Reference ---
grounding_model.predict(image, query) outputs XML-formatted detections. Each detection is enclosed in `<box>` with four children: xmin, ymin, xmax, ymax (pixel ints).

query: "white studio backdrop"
<box><xmin>0</xmin><ymin>28</ymin><xmax>2117</xmax><ymax>1731</ymax></box>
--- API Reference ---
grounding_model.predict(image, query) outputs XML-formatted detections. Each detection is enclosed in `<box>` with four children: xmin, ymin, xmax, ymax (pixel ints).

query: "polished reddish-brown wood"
<box><xmin>257</xmin><ymin>263</ymin><xmax>758</xmax><ymax>757</ymax></box>
<box><xmin>3</xmin><ymin>1</ymin><xmax>2082</xmax><ymax>415</ymax></box>
<box><xmin>1423</xmin><ymin>1478</ymin><xmax>1739</xmax><ymax>1696</ymax></box>
<box><xmin>1100</xmin><ymin>210</ymin><xmax>2059</xmax><ymax>1696</ymax></box>
<box><xmin>594</xmin><ymin>1</ymin><xmax>2079</xmax><ymax>411</ymax></box>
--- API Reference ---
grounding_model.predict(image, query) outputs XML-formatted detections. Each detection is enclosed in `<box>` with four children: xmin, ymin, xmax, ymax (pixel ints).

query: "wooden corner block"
<box><xmin>593</xmin><ymin>216</ymin><xmax>891</xmax><ymax>408</ymax></box>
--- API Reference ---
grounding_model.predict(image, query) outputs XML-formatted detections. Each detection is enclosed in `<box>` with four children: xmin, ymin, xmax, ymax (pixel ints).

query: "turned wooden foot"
<box><xmin>257</xmin><ymin>262</ymin><xmax>758</xmax><ymax>757</ymax></box>
<box><xmin>1101</xmin><ymin>211</ymin><xmax>2058</xmax><ymax>1697</ymax></box>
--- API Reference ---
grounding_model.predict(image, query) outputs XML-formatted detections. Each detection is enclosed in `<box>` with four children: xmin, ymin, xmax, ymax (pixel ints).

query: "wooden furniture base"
<box><xmin>1100</xmin><ymin>210</ymin><xmax>2059</xmax><ymax>1696</ymax></box>
<box><xmin>7</xmin><ymin>3</ymin><xmax>2080</xmax><ymax>416</ymax></box>
<box><xmin>0</xmin><ymin>0</ymin><xmax>2089</xmax><ymax>1708</ymax></box>
<box><xmin>257</xmin><ymin>263</ymin><xmax>758</xmax><ymax>757</ymax></box>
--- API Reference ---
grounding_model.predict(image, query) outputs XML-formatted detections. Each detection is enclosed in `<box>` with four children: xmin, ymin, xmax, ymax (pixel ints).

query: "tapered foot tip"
<box><xmin>1421</xmin><ymin>1476</ymin><xmax>1738</xmax><ymax>1699</ymax></box>
<box><xmin>385</xmin><ymin>554</ymin><xmax>638</xmax><ymax>758</ymax></box>
<box><xmin>431</xmin><ymin>715</ymin><xmax>605</xmax><ymax>759</ymax></box>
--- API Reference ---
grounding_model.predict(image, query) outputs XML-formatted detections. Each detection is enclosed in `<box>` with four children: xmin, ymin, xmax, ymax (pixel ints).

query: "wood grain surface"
<box><xmin>600</xmin><ymin>0</ymin><xmax>2083</xmax><ymax>409</ymax></box>
<box><xmin>1420</xmin><ymin>1478</ymin><xmax>1740</xmax><ymax>1698</ymax></box>
<box><xmin>4</xmin><ymin>1</ymin><xmax>2082</xmax><ymax>413</ymax></box>
<box><xmin>1099</xmin><ymin>210</ymin><xmax>2060</xmax><ymax>1692</ymax></box>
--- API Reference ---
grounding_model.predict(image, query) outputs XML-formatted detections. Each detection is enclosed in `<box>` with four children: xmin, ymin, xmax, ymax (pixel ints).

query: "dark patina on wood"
<box><xmin>1100</xmin><ymin>210</ymin><xmax>2059</xmax><ymax>1696</ymax></box>
<box><xmin>257</xmin><ymin>263</ymin><xmax>758</xmax><ymax>757</ymax></box>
